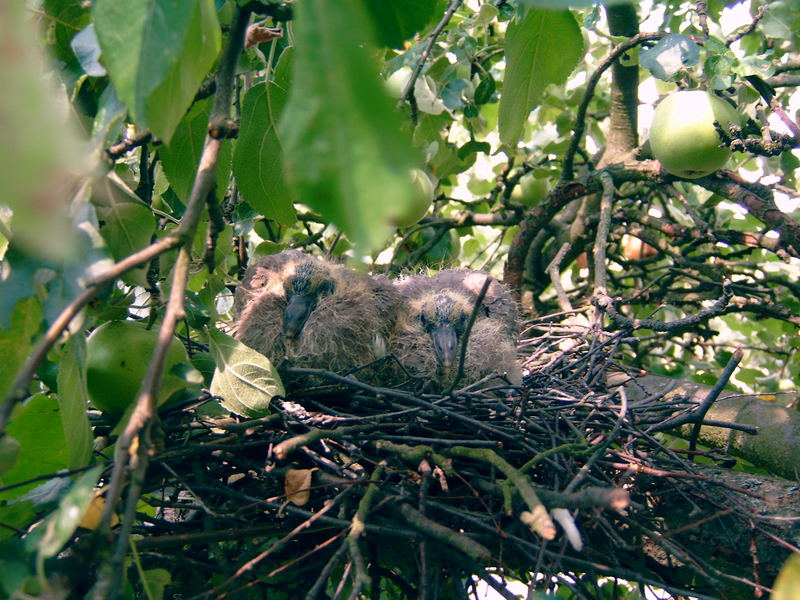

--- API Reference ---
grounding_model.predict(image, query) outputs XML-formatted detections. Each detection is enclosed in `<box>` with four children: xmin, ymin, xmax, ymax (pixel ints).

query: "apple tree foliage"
<box><xmin>0</xmin><ymin>0</ymin><xmax>799</xmax><ymax>597</ymax></box>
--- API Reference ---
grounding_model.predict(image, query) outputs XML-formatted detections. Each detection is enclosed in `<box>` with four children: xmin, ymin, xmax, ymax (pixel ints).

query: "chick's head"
<box><xmin>282</xmin><ymin>261</ymin><xmax>337</xmax><ymax>340</ymax></box>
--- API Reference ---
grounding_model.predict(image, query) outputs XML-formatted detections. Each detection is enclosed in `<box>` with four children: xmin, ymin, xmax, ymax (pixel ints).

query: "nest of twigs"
<box><xmin>88</xmin><ymin>317</ymin><xmax>780</xmax><ymax>600</ymax></box>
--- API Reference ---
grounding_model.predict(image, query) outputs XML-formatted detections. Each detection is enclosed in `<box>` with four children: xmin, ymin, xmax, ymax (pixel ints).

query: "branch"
<box><xmin>562</xmin><ymin>32</ymin><xmax>666</xmax><ymax>181</ymax></box>
<box><xmin>445</xmin><ymin>275</ymin><xmax>493</xmax><ymax>395</ymax></box>
<box><xmin>594</xmin><ymin>280</ymin><xmax>733</xmax><ymax>333</ymax></box>
<box><xmin>398</xmin><ymin>0</ymin><xmax>462</xmax><ymax>123</ymax></box>
<box><xmin>92</xmin><ymin>7</ymin><xmax>252</xmax><ymax>599</ymax></box>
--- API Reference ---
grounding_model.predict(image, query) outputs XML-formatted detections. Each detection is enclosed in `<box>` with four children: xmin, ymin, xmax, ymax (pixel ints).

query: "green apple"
<box><xmin>391</xmin><ymin>169</ymin><xmax>435</xmax><ymax>228</ymax></box>
<box><xmin>649</xmin><ymin>90</ymin><xmax>740</xmax><ymax>179</ymax></box>
<box><xmin>86</xmin><ymin>320</ymin><xmax>199</xmax><ymax>415</ymax></box>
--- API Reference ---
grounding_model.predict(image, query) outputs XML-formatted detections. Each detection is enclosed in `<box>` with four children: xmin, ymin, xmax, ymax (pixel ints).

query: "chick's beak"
<box><xmin>431</xmin><ymin>325</ymin><xmax>459</xmax><ymax>368</ymax></box>
<box><xmin>283</xmin><ymin>294</ymin><xmax>315</xmax><ymax>340</ymax></box>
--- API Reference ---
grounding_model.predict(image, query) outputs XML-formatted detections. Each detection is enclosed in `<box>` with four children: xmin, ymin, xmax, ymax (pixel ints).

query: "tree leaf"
<box><xmin>44</xmin><ymin>0</ymin><xmax>91</xmax><ymax>64</ymax></box>
<box><xmin>360</xmin><ymin>0</ymin><xmax>445</xmax><ymax>49</ymax></box>
<box><xmin>640</xmin><ymin>34</ymin><xmax>700</xmax><ymax>81</ymax></box>
<box><xmin>207</xmin><ymin>327</ymin><xmax>284</xmax><ymax>418</ymax></box>
<box><xmin>773</xmin><ymin>554</ymin><xmax>800</xmax><ymax>600</ymax></box>
<box><xmin>0</xmin><ymin>297</ymin><xmax>41</xmax><ymax>399</ymax></box>
<box><xmin>70</xmin><ymin>24</ymin><xmax>106</xmax><ymax>77</ymax></box>
<box><xmin>92</xmin><ymin>0</ymin><xmax>221</xmax><ymax>144</ymax></box>
<box><xmin>55</xmin><ymin>335</ymin><xmax>94</xmax><ymax>470</ymax></box>
<box><xmin>33</xmin><ymin>465</ymin><xmax>103</xmax><ymax>560</ymax></box>
<box><xmin>160</xmin><ymin>99</ymin><xmax>212</xmax><ymax>203</ymax></box>
<box><xmin>498</xmin><ymin>8</ymin><xmax>584</xmax><ymax>147</ymax></box>
<box><xmin>91</xmin><ymin>173</ymin><xmax>156</xmax><ymax>287</ymax></box>
<box><xmin>0</xmin><ymin>435</ymin><xmax>20</xmax><ymax>477</ymax></box>
<box><xmin>232</xmin><ymin>48</ymin><xmax>297</xmax><ymax>226</ymax></box>
<box><xmin>284</xmin><ymin>468</ymin><xmax>316</xmax><ymax>506</ymax></box>
<box><xmin>279</xmin><ymin>0</ymin><xmax>421</xmax><ymax>255</ymax></box>
<box><xmin>2</xmin><ymin>395</ymin><xmax>69</xmax><ymax>495</ymax></box>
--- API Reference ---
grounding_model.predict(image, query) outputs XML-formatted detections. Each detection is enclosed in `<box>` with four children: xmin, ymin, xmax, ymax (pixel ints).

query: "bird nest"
<box><xmin>120</xmin><ymin>316</ymin><xmax>775</xmax><ymax>600</ymax></box>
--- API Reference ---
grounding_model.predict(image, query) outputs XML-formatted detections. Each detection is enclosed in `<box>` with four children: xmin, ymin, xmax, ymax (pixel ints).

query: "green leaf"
<box><xmin>0</xmin><ymin>297</ymin><xmax>41</xmax><ymax>399</ymax></box>
<box><xmin>640</xmin><ymin>34</ymin><xmax>700</xmax><ymax>81</ymax></box>
<box><xmin>474</xmin><ymin>74</ymin><xmax>496</xmax><ymax>105</ymax></box>
<box><xmin>279</xmin><ymin>0</ymin><xmax>421</xmax><ymax>255</ymax></box>
<box><xmin>232</xmin><ymin>49</ymin><xmax>297</xmax><ymax>226</ymax></box>
<box><xmin>92</xmin><ymin>84</ymin><xmax>127</xmax><ymax>147</ymax></box>
<box><xmin>55</xmin><ymin>335</ymin><xmax>94</xmax><ymax>470</ymax></box>
<box><xmin>360</xmin><ymin>0</ymin><xmax>445</xmax><ymax>49</ymax></box>
<box><xmin>498</xmin><ymin>8</ymin><xmax>584</xmax><ymax>147</ymax></box>
<box><xmin>2</xmin><ymin>394</ymin><xmax>69</xmax><ymax>492</ymax></box>
<box><xmin>141</xmin><ymin>569</ymin><xmax>172</xmax><ymax>600</ymax></box>
<box><xmin>70</xmin><ymin>24</ymin><xmax>106</xmax><ymax>77</ymax></box>
<box><xmin>0</xmin><ymin>436</ymin><xmax>20</xmax><ymax>477</ymax></box>
<box><xmin>208</xmin><ymin>327</ymin><xmax>284</xmax><ymax>418</ymax></box>
<box><xmin>457</xmin><ymin>141</ymin><xmax>491</xmax><ymax>159</ymax></box>
<box><xmin>91</xmin><ymin>174</ymin><xmax>156</xmax><ymax>287</ymax></box>
<box><xmin>773</xmin><ymin>553</ymin><xmax>800</xmax><ymax>600</ymax></box>
<box><xmin>34</xmin><ymin>465</ymin><xmax>102</xmax><ymax>560</ymax></box>
<box><xmin>92</xmin><ymin>0</ymin><xmax>221</xmax><ymax>144</ymax></box>
<box><xmin>160</xmin><ymin>99</ymin><xmax>213</xmax><ymax>203</ymax></box>
<box><xmin>44</xmin><ymin>0</ymin><xmax>91</xmax><ymax>64</ymax></box>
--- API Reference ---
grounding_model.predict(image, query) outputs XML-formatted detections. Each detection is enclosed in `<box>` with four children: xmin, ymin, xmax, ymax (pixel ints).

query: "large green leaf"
<box><xmin>774</xmin><ymin>554</ymin><xmax>800</xmax><ymax>600</ymax></box>
<box><xmin>55</xmin><ymin>335</ymin><xmax>94</xmax><ymax>470</ymax></box>
<box><xmin>279</xmin><ymin>0</ymin><xmax>421</xmax><ymax>255</ymax></box>
<box><xmin>91</xmin><ymin>174</ymin><xmax>156</xmax><ymax>287</ymax></box>
<box><xmin>92</xmin><ymin>0</ymin><xmax>221</xmax><ymax>144</ymax></box>
<box><xmin>160</xmin><ymin>99</ymin><xmax>211</xmax><ymax>203</ymax></box>
<box><xmin>44</xmin><ymin>0</ymin><xmax>91</xmax><ymax>64</ymax></box>
<box><xmin>360</xmin><ymin>0</ymin><xmax>445</xmax><ymax>49</ymax></box>
<box><xmin>208</xmin><ymin>328</ymin><xmax>284</xmax><ymax>418</ymax></box>
<box><xmin>0</xmin><ymin>297</ymin><xmax>41</xmax><ymax>400</ymax></box>
<box><xmin>498</xmin><ymin>8</ymin><xmax>584</xmax><ymax>147</ymax></box>
<box><xmin>161</xmin><ymin>97</ymin><xmax>233</xmax><ymax>205</ymax></box>
<box><xmin>232</xmin><ymin>49</ymin><xmax>296</xmax><ymax>226</ymax></box>
<box><xmin>33</xmin><ymin>465</ymin><xmax>102</xmax><ymax>560</ymax></box>
<box><xmin>0</xmin><ymin>393</ymin><xmax>70</xmax><ymax>536</ymax></box>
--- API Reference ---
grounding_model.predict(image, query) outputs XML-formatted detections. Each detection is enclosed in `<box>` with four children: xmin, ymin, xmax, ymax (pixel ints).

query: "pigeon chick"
<box><xmin>234</xmin><ymin>250</ymin><xmax>399</xmax><ymax>386</ymax></box>
<box><xmin>391</xmin><ymin>269</ymin><xmax>521</xmax><ymax>393</ymax></box>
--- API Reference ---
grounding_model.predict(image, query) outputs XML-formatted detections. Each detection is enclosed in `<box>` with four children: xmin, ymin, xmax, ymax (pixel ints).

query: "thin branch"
<box><xmin>398</xmin><ymin>0</ymin><xmax>463</xmax><ymax>122</ymax></box>
<box><xmin>445</xmin><ymin>275</ymin><xmax>493</xmax><ymax>395</ymax></box>
<box><xmin>688</xmin><ymin>347</ymin><xmax>743</xmax><ymax>451</ymax></box>
<box><xmin>547</xmin><ymin>242</ymin><xmax>573</xmax><ymax>312</ymax></box>
<box><xmin>562</xmin><ymin>32</ymin><xmax>666</xmax><ymax>181</ymax></box>
<box><xmin>92</xmin><ymin>7</ymin><xmax>253</xmax><ymax>599</ymax></box>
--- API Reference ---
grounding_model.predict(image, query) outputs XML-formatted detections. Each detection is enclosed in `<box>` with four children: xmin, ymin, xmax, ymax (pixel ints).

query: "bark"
<box><xmin>612</xmin><ymin>372</ymin><xmax>800</xmax><ymax>481</ymax></box>
<box><xmin>600</xmin><ymin>2</ymin><xmax>640</xmax><ymax>166</ymax></box>
<box><xmin>643</xmin><ymin>463</ymin><xmax>800</xmax><ymax>598</ymax></box>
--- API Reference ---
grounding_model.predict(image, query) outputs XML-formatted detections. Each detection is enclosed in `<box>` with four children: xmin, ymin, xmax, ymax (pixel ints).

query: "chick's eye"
<box><xmin>316</xmin><ymin>279</ymin><xmax>335</xmax><ymax>297</ymax></box>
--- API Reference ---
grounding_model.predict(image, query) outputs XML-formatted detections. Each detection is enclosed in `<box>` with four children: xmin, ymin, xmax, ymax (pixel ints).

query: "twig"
<box><xmin>547</xmin><ymin>242</ymin><xmax>573</xmax><ymax>312</ymax></box>
<box><xmin>345</xmin><ymin>463</ymin><xmax>384</xmax><ymax>599</ymax></box>
<box><xmin>396</xmin><ymin>502</ymin><xmax>491</xmax><ymax>561</ymax></box>
<box><xmin>562</xmin><ymin>32</ymin><xmax>666</xmax><ymax>181</ymax></box>
<box><xmin>592</xmin><ymin>171</ymin><xmax>615</xmax><ymax>327</ymax></box>
<box><xmin>208</xmin><ymin>490</ymin><xmax>349</xmax><ymax>600</ymax></box>
<box><xmin>593</xmin><ymin>280</ymin><xmax>733</xmax><ymax>332</ymax></box>
<box><xmin>398</xmin><ymin>0</ymin><xmax>463</xmax><ymax>122</ymax></box>
<box><xmin>93</xmin><ymin>8</ymin><xmax>253</xmax><ymax>600</ymax></box>
<box><xmin>446</xmin><ymin>275</ymin><xmax>492</xmax><ymax>395</ymax></box>
<box><xmin>688</xmin><ymin>347</ymin><xmax>743</xmax><ymax>451</ymax></box>
<box><xmin>724</xmin><ymin>4</ymin><xmax>767</xmax><ymax>46</ymax></box>
<box><xmin>447</xmin><ymin>446</ymin><xmax>556</xmax><ymax>540</ymax></box>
